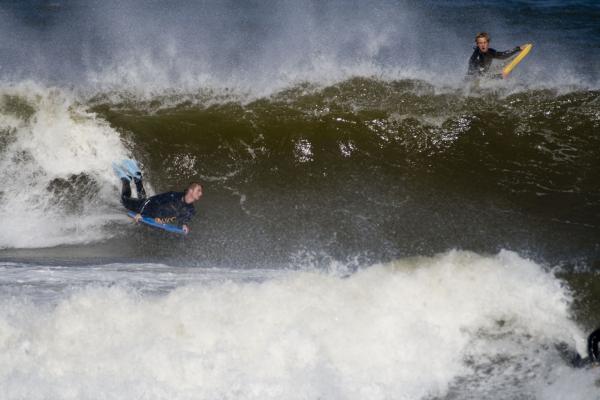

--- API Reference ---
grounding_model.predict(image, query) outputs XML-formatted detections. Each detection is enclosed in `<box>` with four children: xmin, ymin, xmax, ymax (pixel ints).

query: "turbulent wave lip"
<box><xmin>0</xmin><ymin>83</ymin><xmax>133</xmax><ymax>249</ymax></box>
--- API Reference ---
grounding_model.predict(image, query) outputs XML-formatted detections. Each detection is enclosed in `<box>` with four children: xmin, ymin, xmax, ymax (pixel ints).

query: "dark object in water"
<box><xmin>588</xmin><ymin>327</ymin><xmax>600</xmax><ymax>363</ymax></box>
<box><xmin>556</xmin><ymin>327</ymin><xmax>600</xmax><ymax>368</ymax></box>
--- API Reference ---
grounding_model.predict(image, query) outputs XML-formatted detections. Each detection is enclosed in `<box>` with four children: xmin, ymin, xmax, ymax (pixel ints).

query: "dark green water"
<box><xmin>77</xmin><ymin>80</ymin><xmax>600</xmax><ymax>266</ymax></box>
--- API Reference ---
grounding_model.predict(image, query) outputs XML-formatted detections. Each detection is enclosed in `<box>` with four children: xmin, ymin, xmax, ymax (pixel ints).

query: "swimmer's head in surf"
<box><xmin>475</xmin><ymin>32</ymin><xmax>490</xmax><ymax>53</ymax></box>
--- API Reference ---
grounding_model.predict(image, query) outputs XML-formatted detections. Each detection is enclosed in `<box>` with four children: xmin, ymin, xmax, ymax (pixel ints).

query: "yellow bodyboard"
<box><xmin>502</xmin><ymin>44</ymin><xmax>532</xmax><ymax>78</ymax></box>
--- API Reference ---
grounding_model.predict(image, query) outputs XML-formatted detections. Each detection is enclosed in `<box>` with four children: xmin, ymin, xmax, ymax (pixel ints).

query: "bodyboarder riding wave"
<box><xmin>113</xmin><ymin>159</ymin><xmax>202</xmax><ymax>234</ymax></box>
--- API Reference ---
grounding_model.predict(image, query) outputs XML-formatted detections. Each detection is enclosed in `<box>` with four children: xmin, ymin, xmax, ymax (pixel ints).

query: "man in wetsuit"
<box><xmin>114</xmin><ymin>160</ymin><xmax>202</xmax><ymax>234</ymax></box>
<box><xmin>467</xmin><ymin>32</ymin><xmax>525</xmax><ymax>77</ymax></box>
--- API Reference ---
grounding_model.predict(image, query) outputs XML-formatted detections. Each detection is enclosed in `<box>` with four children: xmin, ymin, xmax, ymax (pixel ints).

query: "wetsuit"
<box><xmin>467</xmin><ymin>46</ymin><xmax>521</xmax><ymax>77</ymax></box>
<box><xmin>588</xmin><ymin>327</ymin><xmax>600</xmax><ymax>363</ymax></box>
<box><xmin>120</xmin><ymin>179</ymin><xmax>195</xmax><ymax>226</ymax></box>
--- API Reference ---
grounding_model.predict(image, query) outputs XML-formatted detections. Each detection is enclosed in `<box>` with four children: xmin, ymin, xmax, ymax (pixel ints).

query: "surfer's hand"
<box><xmin>182</xmin><ymin>224</ymin><xmax>189</xmax><ymax>234</ymax></box>
<box><xmin>134</xmin><ymin>214</ymin><xmax>142</xmax><ymax>223</ymax></box>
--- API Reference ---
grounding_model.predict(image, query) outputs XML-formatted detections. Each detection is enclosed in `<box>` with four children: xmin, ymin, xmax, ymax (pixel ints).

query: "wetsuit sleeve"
<box><xmin>178</xmin><ymin>207</ymin><xmax>195</xmax><ymax>226</ymax></box>
<box><xmin>467</xmin><ymin>49</ymin><xmax>480</xmax><ymax>76</ymax></box>
<box><xmin>491</xmin><ymin>47</ymin><xmax>521</xmax><ymax>60</ymax></box>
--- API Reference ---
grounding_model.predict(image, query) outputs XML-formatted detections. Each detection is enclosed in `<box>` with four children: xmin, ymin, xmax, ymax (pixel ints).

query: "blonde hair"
<box><xmin>475</xmin><ymin>32</ymin><xmax>490</xmax><ymax>43</ymax></box>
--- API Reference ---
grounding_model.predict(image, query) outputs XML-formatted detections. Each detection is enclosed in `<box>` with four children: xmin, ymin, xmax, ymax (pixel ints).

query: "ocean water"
<box><xmin>0</xmin><ymin>1</ymin><xmax>599</xmax><ymax>399</ymax></box>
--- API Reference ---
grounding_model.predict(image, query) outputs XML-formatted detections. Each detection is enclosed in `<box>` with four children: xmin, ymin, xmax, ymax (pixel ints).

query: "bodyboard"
<box><xmin>127</xmin><ymin>211</ymin><xmax>187</xmax><ymax>235</ymax></box>
<box><xmin>502</xmin><ymin>44</ymin><xmax>532</xmax><ymax>78</ymax></box>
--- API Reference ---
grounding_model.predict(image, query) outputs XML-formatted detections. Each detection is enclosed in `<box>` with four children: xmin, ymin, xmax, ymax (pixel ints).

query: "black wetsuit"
<box><xmin>588</xmin><ymin>328</ymin><xmax>600</xmax><ymax>363</ymax></box>
<box><xmin>121</xmin><ymin>179</ymin><xmax>195</xmax><ymax>226</ymax></box>
<box><xmin>467</xmin><ymin>46</ymin><xmax>521</xmax><ymax>77</ymax></box>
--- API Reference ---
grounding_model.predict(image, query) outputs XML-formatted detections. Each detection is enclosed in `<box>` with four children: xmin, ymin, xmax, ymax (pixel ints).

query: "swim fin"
<box><xmin>121</xmin><ymin>159</ymin><xmax>143</xmax><ymax>180</ymax></box>
<box><xmin>112</xmin><ymin>161</ymin><xmax>131</xmax><ymax>182</ymax></box>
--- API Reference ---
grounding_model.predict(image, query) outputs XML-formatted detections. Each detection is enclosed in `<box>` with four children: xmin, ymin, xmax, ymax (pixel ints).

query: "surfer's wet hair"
<box><xmin>475</xmin><ymin>32</ymin><xmax>490</xmax><ymax>42</ymax></box>
<box><xmin>186</xmin><ymin>182</ymin><xmax>203</xmax><ymax>193</ymax></box>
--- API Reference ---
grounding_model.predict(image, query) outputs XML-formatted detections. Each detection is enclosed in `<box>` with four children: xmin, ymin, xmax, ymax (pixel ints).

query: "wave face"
<box><xmin>91</xmin><ymin>80</ymin><xmax>599</xmax><ymax>266</ymax></box>
<box><xmin>0</xmin><ymin>80</ymin><xmax>599</xmax><ymax>268</ymax></box>
<box><xmin>0</xmin><ymin>251</ymin><xmax>594</xmax><ymax>400</ymax></box>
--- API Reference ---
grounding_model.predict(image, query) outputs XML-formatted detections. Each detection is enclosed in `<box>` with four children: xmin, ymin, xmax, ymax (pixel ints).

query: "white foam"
<box><xmin>535</xmin><ymin>365</ymin><xmax>600</xmax><ymax>400</ymax></box>
<box><xmin>0</xmin><ymin>251</ymin><xmax>591</xmax><ymax>399</ymax></box>
<box><xmin>0</xmin><ymin>82</ymin><xmax>132</xmax><ymax>248</ymax></box>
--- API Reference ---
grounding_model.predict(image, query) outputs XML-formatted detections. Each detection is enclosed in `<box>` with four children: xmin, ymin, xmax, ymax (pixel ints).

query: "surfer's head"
<box><xmin>184</xmin><ymin>182</ymin><xmax>203</xmax><ymax>204</ymax></box>
<box><xmin>475</xmin><ymin>32</ymin><xmax>490</xmax><ymax>53</ymax></box>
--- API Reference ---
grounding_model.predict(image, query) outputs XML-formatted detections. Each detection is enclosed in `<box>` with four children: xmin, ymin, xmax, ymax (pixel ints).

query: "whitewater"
<box><xmin>1</xmin><ymin>251</ymin><xmax>596</xmax><ymax>400</ymax></box>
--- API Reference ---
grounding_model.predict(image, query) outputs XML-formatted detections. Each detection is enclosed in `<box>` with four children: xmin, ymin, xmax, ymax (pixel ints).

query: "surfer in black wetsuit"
<box><xmin>115</xmin><ymin>161</ymin><xmax>202</xmax><ymax>234</ymax></box>
<box><xmin>467</xmin><ymin>32</ymin><xmax>525</xmax><ymax>78</ymax></box>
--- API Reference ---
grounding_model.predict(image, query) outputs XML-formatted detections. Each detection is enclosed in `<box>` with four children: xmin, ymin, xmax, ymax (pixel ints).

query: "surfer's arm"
<box><xmin>466</xmin><ymin>50</ymin><xmax>480</xmax><ymax>76</ymax></box>
<box><xmin>177</xmin><ymin>208</ymin><xmax>195</xmax><ymax>228</ymax></box>
<box><xmin>492</xmin><ymin>47</ymin><xmax>521</xmax><ymax>60</ymax></box>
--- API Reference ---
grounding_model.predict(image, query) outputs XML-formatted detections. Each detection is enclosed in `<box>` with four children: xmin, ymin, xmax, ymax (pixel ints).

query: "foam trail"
<box><xmin>0</xmin><ymin>251</ymin><xmax>589</xmax><ymax>399</ymax></box>
<box><xmin>0</xmin><ymin>83</ymin><xmax>131</xmax><ymax>248</ymax></box>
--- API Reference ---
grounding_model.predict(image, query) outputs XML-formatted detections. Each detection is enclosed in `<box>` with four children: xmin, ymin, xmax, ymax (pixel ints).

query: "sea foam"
<box><xmin>0</xmin><ymin>250</ymin><xmax>588</xmax><ymax>399</ymax></box>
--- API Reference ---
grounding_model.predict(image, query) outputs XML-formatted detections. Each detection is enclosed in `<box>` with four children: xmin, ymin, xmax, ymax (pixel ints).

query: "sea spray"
<box><xmin>0</xmin><ymin>83</ymin><xmax>133</xmax><ymax>248</ymax></box>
